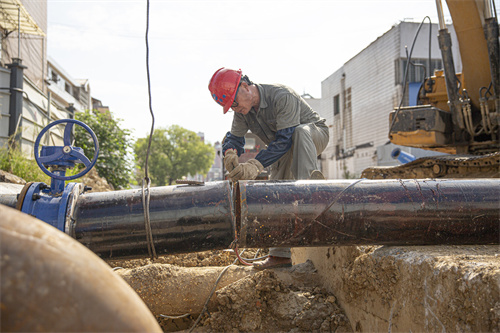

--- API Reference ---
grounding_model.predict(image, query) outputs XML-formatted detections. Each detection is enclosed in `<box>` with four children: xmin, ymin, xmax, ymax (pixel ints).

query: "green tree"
<box><xmin>74</xmin><ymin>110</ymin><xmax>133</xmax><ymax>189</ymax></box>
<box><xmin>0</xmin><ymin>145</ymin><xmax>50</xmax><ymax>183</ymax></box>
<box><xmin>134</xmin><ymin>125</ymin><xmax>215</xmax><ymax>186</ymax></box>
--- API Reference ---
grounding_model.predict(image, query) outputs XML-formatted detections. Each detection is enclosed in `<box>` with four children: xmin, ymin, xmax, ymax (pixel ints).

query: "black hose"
<box><xmin>389</xmin><ymin>16</ymin><xmax>432</xmax><ymax>137</ymax></box>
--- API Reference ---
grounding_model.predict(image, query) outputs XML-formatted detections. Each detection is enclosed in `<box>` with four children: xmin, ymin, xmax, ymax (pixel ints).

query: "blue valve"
<box><xmin>19</xmin><ymin>119</ymin><xmax>99</xmax><ymax>232</ymax></box>
<box><xmin>34</xmin><ymin>119</ymin><xmax>99</xmax><ymax>194</ymax></box>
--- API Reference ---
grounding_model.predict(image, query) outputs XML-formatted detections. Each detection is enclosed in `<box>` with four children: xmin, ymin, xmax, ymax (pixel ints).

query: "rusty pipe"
<box><xmin>236</xmin><ymin>179</ymin><xmax>500</xmax><ymax>248</ymax></box>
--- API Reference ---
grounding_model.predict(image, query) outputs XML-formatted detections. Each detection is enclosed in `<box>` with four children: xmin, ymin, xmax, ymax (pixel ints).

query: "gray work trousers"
<box><xmin>268</xmin><ymin>121</ymin><xmax>329</xmax><ymax>258</ymax></box>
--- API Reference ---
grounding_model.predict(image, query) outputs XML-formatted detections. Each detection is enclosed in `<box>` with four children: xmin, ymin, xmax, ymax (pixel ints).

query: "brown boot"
<box><xmin>253</xmin><ymin>256</ymin><xmax>292</xmax><ymax>270</ymax></box>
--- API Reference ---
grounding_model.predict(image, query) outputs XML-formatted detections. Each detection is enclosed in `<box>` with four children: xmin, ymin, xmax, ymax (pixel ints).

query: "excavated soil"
<box><xmin>107</xmin><ymin>250</ymin><xmax>352</xmax><ymax>332</ymax></box>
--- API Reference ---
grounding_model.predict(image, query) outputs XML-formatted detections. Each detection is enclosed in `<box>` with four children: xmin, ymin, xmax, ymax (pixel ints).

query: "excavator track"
<box><xmin>361</xmin><ymin>152</ymin><xmax>500</xmax><ymax>179</ymax></box>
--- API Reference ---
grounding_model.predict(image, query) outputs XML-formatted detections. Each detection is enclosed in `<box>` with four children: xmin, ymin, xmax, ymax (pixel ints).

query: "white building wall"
<box><xmin>321</xmin><ymin>24</ymin><xmax>400</xmax><ymax>178</ymax></box>
<box><xmin>20</xmin><ymin>77</ymin><xmax>70</xmax><ymax>157</ymax></box>
<box><xmin>349</xmin><ymin>25</ymin><xmax>400</xmax><ymax>177</ymax></box>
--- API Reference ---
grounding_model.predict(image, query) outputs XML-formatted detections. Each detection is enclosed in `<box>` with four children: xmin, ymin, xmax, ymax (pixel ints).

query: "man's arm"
<box><xmin>255</xmin><ymin>126</ymin><xmax>296</xmax><ymax>168</ymax></box>
<box><xmin>222</xmin><ymin>132</ymin><xmax>245</xmax><ymax>156</ymax></box>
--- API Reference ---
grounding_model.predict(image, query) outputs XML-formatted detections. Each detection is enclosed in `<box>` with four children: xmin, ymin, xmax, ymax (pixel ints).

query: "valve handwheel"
<box><xmin>34</xmin><ymin>119</ymin><xmax>99</xmax><ymax>181</ymax></box>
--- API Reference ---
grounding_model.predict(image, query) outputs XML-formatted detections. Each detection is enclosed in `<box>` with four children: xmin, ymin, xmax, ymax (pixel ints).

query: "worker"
<box><xmin>208</xmin><ymin>67</ymin><xmax>329</xmax><ymax>270</ymax></box>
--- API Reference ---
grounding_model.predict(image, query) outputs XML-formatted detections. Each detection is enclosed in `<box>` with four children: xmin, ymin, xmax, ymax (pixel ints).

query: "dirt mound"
<box><xmin>115</xmin><ymin>263</ymin><xmax>255</xmax><ymax>316</ymax></box>
<box><xmin>0</xmin><ymin>170</ymin><xmax>26</xmax><ymax>184</ymax></box>
<box><xmin>79</xmin><ymin>168</ymin><xmax>114</xmax><ymax>192</ymax></box>
<box><xmin>106</xmin><ymin>249</ymin><xmax>246</xmax><ymax>269</ymax></box>
<box><xmin>205</xmin><ymin>268</ymin><xmax>352</xmax><ymax>332</ymax></box>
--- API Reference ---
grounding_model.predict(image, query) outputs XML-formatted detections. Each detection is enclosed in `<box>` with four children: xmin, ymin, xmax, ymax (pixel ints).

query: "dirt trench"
<box><xmin>109</xmin><ymin>244</ymin><xmax>500</xmax><ymax>333</ymax></box>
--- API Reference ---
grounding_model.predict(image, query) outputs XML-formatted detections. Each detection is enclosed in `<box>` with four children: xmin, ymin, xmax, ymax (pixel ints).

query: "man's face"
<box><xmin>231</xmin><ymin>83</ymin><xmax>252</xmax><ymax>115</ymax></box>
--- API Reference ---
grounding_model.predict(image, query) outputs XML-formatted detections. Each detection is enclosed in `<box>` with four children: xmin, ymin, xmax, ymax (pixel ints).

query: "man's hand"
<box><xmin>224</xmin><ymin>149</ymin><xmax>239</xmax><ymax>172</ymax></box>
<box><xmin>228</xmin><ymin>159</ymin><xmax>264</xmax><ymax>181</ymax></box>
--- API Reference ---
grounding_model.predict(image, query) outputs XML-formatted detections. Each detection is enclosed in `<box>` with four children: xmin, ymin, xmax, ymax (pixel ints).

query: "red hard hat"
<box><xmin>208</xmin><ymin>68</ymin><xmax>242</xmax><ymax>114</ymax></box>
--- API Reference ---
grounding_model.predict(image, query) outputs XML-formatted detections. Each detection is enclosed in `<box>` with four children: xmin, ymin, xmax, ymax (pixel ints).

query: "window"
<box><xmin>65</xmin><ymin>83</ymin><xmax>72</xmax><ymax>94</ymax></box>
<box><xmin>345</xmin><ymin>88</ymin><xmax>351</xmax><ymax>110</ymax></box>
<box><xmin>333</xmin><ymin>94</ymin><xmax>340</xmax><ymax>116</ymax></box>
<box><xmin>396</xmin><ymin>58</ymin><xmax>443</xmax><ymax>84</ymax></box>
<box><xmin>51</xmin><ymin>71</ymin><xmax>59</xmax><ymax>83</ymax></box>
<box><xmin>73</xmin><ymin>87</ymin><xmax>80</xmax><ymax>100</ymax></box>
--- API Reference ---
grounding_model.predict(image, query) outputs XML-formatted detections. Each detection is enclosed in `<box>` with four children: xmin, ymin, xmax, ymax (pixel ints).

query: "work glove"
<box><xmin>224</xmin><ymin>149</ymin><xmax>239</xmax><ymax>172</ymax></box>
<box><xmin>228</xmin><ymin>159</ymin><xmax>264</xmax><ymax>181</ymax></box>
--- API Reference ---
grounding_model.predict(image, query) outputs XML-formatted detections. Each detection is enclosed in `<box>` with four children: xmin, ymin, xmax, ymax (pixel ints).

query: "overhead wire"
<box><xmin>142</xmin><ymin>0</ymin><xmax>156</xmax><ymax>259</ymax></box>
<box><xmin>140</xmin><ymin>2</ymin><xmax>266</xmax><ymax>330</ymax></box>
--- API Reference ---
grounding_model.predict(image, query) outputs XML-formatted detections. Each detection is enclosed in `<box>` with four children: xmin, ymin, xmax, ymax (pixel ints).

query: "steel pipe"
<box><xmin>236</xmin><ymin>179</ymin><xmax>500</xmax><ymax>248</ymax></box>
<box><xmin>72</xmin><ymin>181</ymin><xmax>234</xmax><ymax>259</ymax></box>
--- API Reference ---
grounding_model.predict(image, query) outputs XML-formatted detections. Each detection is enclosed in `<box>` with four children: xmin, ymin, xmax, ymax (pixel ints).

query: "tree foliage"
<box><xmin>134</xmin><ymin>125</ymin><xmax>215</xmax><ymax>186</ymax></box>
<box><xmin>0</xmin><ymin>146</ymin><xmax>50</xmax><ymax>183</ymax></box>
<box><xmin>74</xmin><ymin>110</ymin><xmax>133</xmax><ymax>189</ymax></box>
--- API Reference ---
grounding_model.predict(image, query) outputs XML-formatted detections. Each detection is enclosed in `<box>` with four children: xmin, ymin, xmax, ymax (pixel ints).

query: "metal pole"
<box><xmin>7</xmin><ymin>58</ymin><xmax>26</xmax><ymax>148</ymax></box>
<box><xmin>435</xmin><ymin>0</ymin><xmax>466</xmax><ymax>143</ymax></box>
<box><xmin>483</xmin><ymin>0</ymin><xmax>499</xmax><ymax>113</ymax></box>
<box><xmin>236</xmin><ymin>179</ymin><xmax>500</xmax><ymax>248</ymax></box>
<box><xmin>46</xmin><ymin>91</ymin><xmax>51</xmax><ymax>145</ymax></box>
<box><xmin>435</xmin><ymin>0</ymin><xmax>446</xmax><ymax>30</ymax></box>
<box><xmin>17</xmin><ymin>5</ymin><xmax>20</xmax><ymax>59</ymax></box>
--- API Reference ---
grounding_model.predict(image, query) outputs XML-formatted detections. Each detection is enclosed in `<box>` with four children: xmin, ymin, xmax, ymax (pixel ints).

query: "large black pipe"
<box><xmin>72</xmin><ymin>181</ymin><xmax>234</xmax><ymax>259</ymax></box>
<box><xmin>2</xmin><ymin>179</ymin><xmax>499</xmax><ymax>259</ymax></box>
<box><xmin>236</xmin><ymin>179</ymin><xmax>500</xmax><ymax>248</ymax></box>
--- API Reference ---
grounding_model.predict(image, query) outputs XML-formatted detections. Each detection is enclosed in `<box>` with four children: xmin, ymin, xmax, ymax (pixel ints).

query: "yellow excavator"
<box><xmin>363</xmin><ymin>0</ymin><xmax>499</xmax><ymax>179</ymax></box>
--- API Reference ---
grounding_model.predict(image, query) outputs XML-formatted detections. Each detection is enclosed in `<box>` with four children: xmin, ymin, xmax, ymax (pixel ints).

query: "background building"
<box><xmin>318</xmin><ymin>21</ymin><xmax>462</xmax><ymax>179</ymax></box>
<box><xmin>47</xmin><ymin>56</ymin><xmax>92</xmax><ymax>113</ymax></box>
<box><xmin>0</xmin><ymin>0</ymin><xmax>100</xmax><ymax>157</ymax></box>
